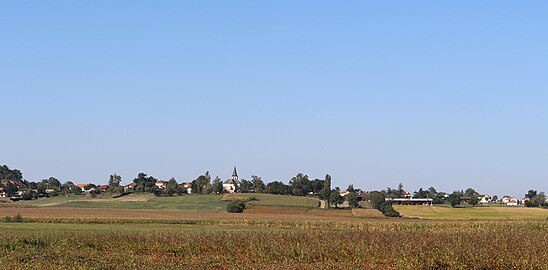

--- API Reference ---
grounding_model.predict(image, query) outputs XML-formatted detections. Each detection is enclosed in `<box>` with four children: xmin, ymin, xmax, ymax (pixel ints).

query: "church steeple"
<box><xmin>232</xmin><ymin>166</ymin><xmax>238</xmax><ymax>181</ymax></box>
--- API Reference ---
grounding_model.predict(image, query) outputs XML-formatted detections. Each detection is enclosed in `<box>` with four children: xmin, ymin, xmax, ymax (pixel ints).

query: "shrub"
<box><xmin>2</xmin><ymin>213</ymin><xmax>24</xmax><ymax>223</ymax></box>
<box><xmin>368</xmin><ymin>191</ymin><xmax>386</xmax><ymax>210</ymax></box>
<box><xmin>227</xmin><ymin>201</ymin><xmax>246</xmax><ymax>213</ymax></box>
<box><xmin>13</xmin><ymin>213</ymin><xmax>24</xmax><ymax>222</ymax></box>
<box><xmin>379</xmin><ymin>201</ymin><xmax>400</xmax><ymax>217</ymax></box>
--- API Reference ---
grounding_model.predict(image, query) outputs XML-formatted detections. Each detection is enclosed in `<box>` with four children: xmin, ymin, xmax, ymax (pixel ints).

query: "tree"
<box><xmin>165</xmin><ymin>177</ymin><xmax>178</xmax><ymax>196</ymax></box>
<box><xmin>4</xmin><ymin>181</ymin><xmax>17</xmax><ymax>197</ymax></box>
<box><xmin>329</xmin><ymin>188</ymin><xmax>344</xmax><ymax>208</ymax></box>
<box><xmin>251</xmin><ymin>175</ymin><xmax>265</xmax><ymax>193</ymax></box>
<box><xmin>265</xmin><ymin>181</ymin><xmax>291</xmax><ymax>195</ymax></box>
<box><xmin>289</xmin><ymin>173</ymin><xmax>310</xmax><ymax>196</ymax></box>
<box><xmin>379</xmin><ymin>201</ymin><xmax>400</xmax><ymax>217</ymax></box>
<box><xmin>492</xmin><ymin>195</ymin><xmax>498</xmax><ymax>202</ymax></box>
<box><xmin>525</xmin><ymin>190</ymin><xmax>547</xmax><ymax>207</ymax></box>
<box><xmin>192</xmin><ymin>172</ymin><xmax>212</xmax><ymax>194</ymax></box>
<box><xmin>346</xmin><ymin>190</ymin><xmax>359</xmax><ymax>208</ymax></box>
<box><xmin>47</xmin><ymin>177</ymin><xmax>61</xmax><ymax>190</ymax></box>
<box><xmin>212</xmin><ymin>176</ymin><xmax>223</xmax><ymax>194</ymax></box>
<box><xmin>319</xmin><ymin>174</ymin><xmax>332</xmax><ymax>201</ymax></box>
<box><xmin>308</xmin><ymin>179</ymin><xmax>324</xmax><ymax>195</ymax></box>
<box><xmin>37</xmin><ymin>182</ymin><xmax>47</xmax><ymax>195</ymax></box>
<box><xmin>448</xmin><ymin>191</ymin><xmax>461</xmax><ymax>207</ymax></box>
<box><xmin>0</xmin><ymin>165</ymin><xmax>23</xmax><ymax>181</ymax></box>
<box><xmin>384</xmin><ymin>183</ymin><xmax>404</xmax><ymax>198</ymax></box>
<box><xmin>464</xmin><ymin>188</ymin><xmax>477</xmax><ymax>198</ymax></box>
<box><xmin>468</xmin><ymin>196</ymin><xmax>479</xmax><ymax>207</ymax></box>
<box><xmin>368</xmin><ymin>191</ymin><xmax>386</xmax><ymax>210</ymax></box>
<box><xmin>525</xmin><ymin>190</ymin><xmax>537</xmax><ymax>199</ymax></box>
<box><xmin>414</xmin><ymin>188</ymin><xmax>428</xmax><ymax>198</ymax></box>
<box><xmin>240</xmin><ymin>179</ymin><xmax>252</xmax><ymax>193</ymax></box>
<box><xmin>109</xmin><ymin>174</ymin><xmax>122</xmax><ymax>187</ymax></box>
<box><xmin>133</xmin><ymin>173</ymin><xmax>156</xmax><ymax>191</ymax></box>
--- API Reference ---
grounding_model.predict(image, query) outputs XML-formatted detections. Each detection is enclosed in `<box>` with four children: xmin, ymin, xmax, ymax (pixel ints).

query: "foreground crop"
<box><xmin>0</xmin><ymin>220</ymin><xmax>546</xmax><ymax>269</ymax></box>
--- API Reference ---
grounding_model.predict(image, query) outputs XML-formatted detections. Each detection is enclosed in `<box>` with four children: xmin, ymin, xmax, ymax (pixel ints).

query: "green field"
<box><xmin>16</xmin><ymin>193</ymin><xmax>227</xmax><ymax>212</ymax></box>
<box><xmin>15</xmin><ymin>193</ymin><xmax>321</xmax><ymax>212</ymax></box>
<box><xmin>222</xmin><ymin>193</ymin><xmax>321</xmax><ymax>207</ymax></box>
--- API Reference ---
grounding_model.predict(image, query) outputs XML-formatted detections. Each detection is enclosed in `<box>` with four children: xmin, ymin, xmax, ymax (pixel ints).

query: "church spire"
<box><xmin>232</xmin><ymin>166</ymin><xmax>238</xmax><ymax>181</ymax></box>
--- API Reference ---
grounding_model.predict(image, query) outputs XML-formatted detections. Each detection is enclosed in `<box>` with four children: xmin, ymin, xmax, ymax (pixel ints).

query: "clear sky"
<box><xmin>1</xmin><ymin>1</ymin><xmax>547</xmax><ymax>197</ymax></box>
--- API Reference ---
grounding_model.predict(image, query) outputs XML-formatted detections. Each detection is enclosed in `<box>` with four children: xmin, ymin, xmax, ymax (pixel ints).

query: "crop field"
<box><xmin>0</xmin><ymin>218</ymin><xmax>546</xmax><ymax>269</ymax></box>
<box><xmin>3</xmin><ymin>194</ymin><xmax>548</xmax><ymax>269</ymax></box>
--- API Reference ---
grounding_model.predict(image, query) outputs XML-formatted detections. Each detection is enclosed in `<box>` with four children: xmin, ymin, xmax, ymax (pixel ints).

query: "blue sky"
<box><xmin>1</xmin><ymin>1</ymin><xmax>547</xmax><ymax>197</ymax></box>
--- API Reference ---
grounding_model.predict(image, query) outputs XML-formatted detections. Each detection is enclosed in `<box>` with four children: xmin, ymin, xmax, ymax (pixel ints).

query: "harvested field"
<box><xmin>0</xmin><ymin>220</ymin><xmax>545</xmax><ymax>269</ymax></box>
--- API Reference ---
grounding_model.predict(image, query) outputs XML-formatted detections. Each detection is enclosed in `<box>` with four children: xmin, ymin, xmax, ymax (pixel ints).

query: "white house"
<box><xmin>155</xmin><ymin>180</ymin><xmax>166</xmax><ymax>189</ymax></box>
<box><xmin>506</xmin><ymin>198</ymin><xmax>519</xmax><ymax>206</ymax></box>
<box><xmin>478</xmin><ymin>194</ymin><xmax>491</xmax><ymax>204</ymax></box>
<box><xmin>223</xmin><ymin>167</ymin><xmax>241</xmax><ymax>194</ymax></box>
<box><xmin>182</xmin><ymin>182</ymin><xmax>192</xmax><ymax>194</ymax></box>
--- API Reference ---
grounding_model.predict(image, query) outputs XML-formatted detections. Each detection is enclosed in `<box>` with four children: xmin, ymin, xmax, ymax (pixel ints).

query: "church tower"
<box><xmin>232</xmin><ymin>166</ymin><xmax>238</xmax><ymax>181</ymax></box>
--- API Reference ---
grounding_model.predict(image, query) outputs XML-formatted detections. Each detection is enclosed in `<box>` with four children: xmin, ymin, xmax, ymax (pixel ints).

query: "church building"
<box><xmin>223</xmin><ymin>166</ymin><xmax>241</xmax><ymax>193</ymax></box>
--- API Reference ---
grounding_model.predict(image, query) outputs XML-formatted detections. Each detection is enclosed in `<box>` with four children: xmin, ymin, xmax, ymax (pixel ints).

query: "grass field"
<box><xmin>16</xmin><ymin>193</ymin><xmax>228</xmax><ymax>212</ymax></box>
<box><xmin>222</xmin><ymin>193</ymin><xmax>321</xmax><ymax>207</ymax></box>
<box><xmin>394</xmin><ymin>204</ymin><xmax>548</xmax><ymax>220</ymax></box>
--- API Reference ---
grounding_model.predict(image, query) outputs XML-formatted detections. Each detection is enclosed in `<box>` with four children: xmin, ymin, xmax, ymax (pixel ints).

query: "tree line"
<box><xmin>1</xmin><ymin>165</ymin><xmax>546</xmax><ymax>211</ymax></box>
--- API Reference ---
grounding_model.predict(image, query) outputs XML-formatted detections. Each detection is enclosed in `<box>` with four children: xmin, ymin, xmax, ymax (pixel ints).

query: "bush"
<box><xmin>227</xmin><ymin>201</ymin><xmax>246</xmax><ymax>213</ymax></box>
<box><xmin>379</xmin><ymin>201</ymin><xmax>400</xmax><ymax>217</ymax></box>
<box><xmin>13</xmin><ymin>213</ymin><xmax>23</xmax><ymax>222</ymax></box>
<box><xmin>3</xmin><ymin>213</ymin><xmax>24</xmax><ymax>223</ymax></box>
<box><xmin>368</xmin><ymin>191</ymin><xmax>386</xmax><ymax>210</ymax></box>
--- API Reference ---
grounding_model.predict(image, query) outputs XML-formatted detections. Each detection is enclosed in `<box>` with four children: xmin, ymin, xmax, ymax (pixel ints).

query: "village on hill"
<box><xmin>1</xmin><ymin>164</ymin><xmax>546</xmax><ymax>214</ymax></box>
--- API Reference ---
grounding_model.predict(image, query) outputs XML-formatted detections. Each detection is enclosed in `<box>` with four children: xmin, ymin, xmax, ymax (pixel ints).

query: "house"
<box><xmin>339</xmin><ymin>190</ymin><xmax>350</xmax><ymax>197</ymax></box>
<box><xmin>0</xmin><ymin>188</ymin><xmax>5</xmax><ymax>198</ymax></box>
<box><xmin>357</xmin><ymin>192</ymin><xmax>368</xmax><ymax>202</ymax></box>
<box><xmin>223</xmin><ymin>167</ymin><xmax>241</xmax><ymax>194</ymax></box>
<box><xmin>501</xmin><ymin>196</ymin><xmax>512</xmax><ymax>204</ymax></box>
<box><xmin>124</xmin><ymin>183</ymin><xmax>137</xmax><ymax>193</ymax></box>
<box><xmin>182</xmin><ymin>182</ymin><xmax>192</xmax><ymax>194</ymax></box>
<box><xmin>155</xmin><ymin>180</ymin><xmax>166</xmax><ymax>189</ymax></box>
<box><xmin>506</xmin><ymin>198</ymin><xmax>519</xmax><ymax>206</ymax></box>
<box><xmin>98</xmin><ymin>185</ymin><xmax>109</xmax><ymax>192</ymax></box>
<box><xmin>478</xmin><ymin>194</ymin><xmax>491</xmax><ymax>204</ymax></box>
<box><xmin>77</xmin><ymin>184</ymin><xmax>87</xmax><ymax>191</ymax></box>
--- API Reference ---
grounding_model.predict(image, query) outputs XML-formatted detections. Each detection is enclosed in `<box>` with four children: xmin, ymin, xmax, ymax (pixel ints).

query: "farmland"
<box><xmin>2</xmin><ymin>194</ymin><xmax>548</xmax><ymax>269</ymax></box>
<box><xmin>0</xmin><ymin>219</ymin><xmax>546</xmax><ymax>269</ymax></box>
<box><xmin>394</xmin><ymin>204</ymin><xmax>548</xmax><ymax>220</ymax></box>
